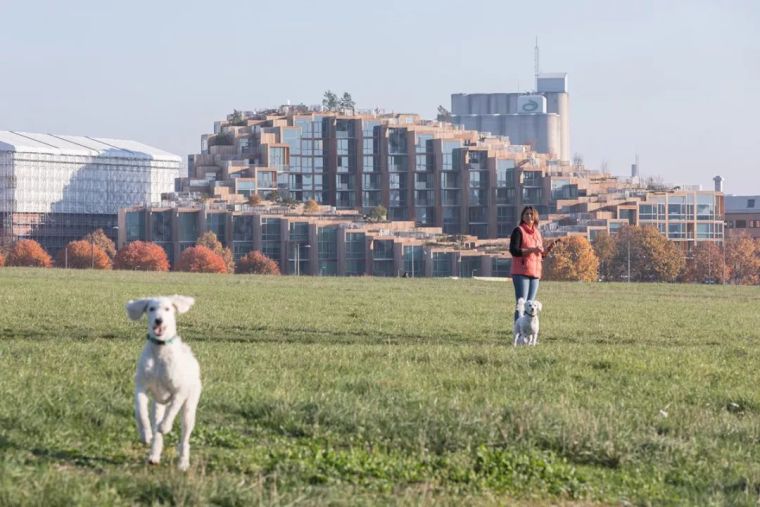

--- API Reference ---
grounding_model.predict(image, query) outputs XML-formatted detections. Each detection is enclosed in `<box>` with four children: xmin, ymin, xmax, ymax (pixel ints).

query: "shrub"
<box><xmin>236</xmin><ymin>251</ymin><xmax>281</xmax><ymax>275</ymax></box>
<box><xmin>682</xmin><ymin>241</ymin><xmax>729</xmax><ymax>284</ymax></box>
<box><xmin>197</xmin><ymin>231</ymin><xmax>234</xmax><ymax>273</ymax></box>
<box><xmin>176</xmin><ymin>245</ymin><xmax>228</xmax><ymax>273</ymax></box>
<box><xmin>304</xmin><ymin>199</ymin><xmax>320</xmax><ymax>213</ymax></box>
<box><xmin>611</xmin><ymin>225</ymin><xmax>684</xmax><ymax>282</ymax></box>
<box><xmin>5</xmin><ymin>240</ymin><xmax>52</xmax><ymax>268</ymax></box>
<box><xmin>725</xmin><ymin>233</ymin><xmax>760</xmax><ymax>285</ymax></box>
<box><xmin>543</xmin><ymin>236</ymin><xmax>599</xmax><ymax>282</ymax></box>
<box><xmin>57</xmin><ymin>240</ymin><xmax>112</xmax><ymax>269</ymax></box>
<box><xmin>114</xmin><ymin>241</ymin><xmax>170</xmax><ymax>271</ymax></box>
<box><xmin>82</xmin><ymin>229</ymin><xmax>116</xmax><ymax>258</ymax></box>
<box><xmin>0</xmin><ymin>251</ymin><xmax>5</xmax><ymax>267</ymax></box>
<box><xmin>368</xmin><ymin>205</ymin><xmax>387</xmax><ymax>222</ymax></box>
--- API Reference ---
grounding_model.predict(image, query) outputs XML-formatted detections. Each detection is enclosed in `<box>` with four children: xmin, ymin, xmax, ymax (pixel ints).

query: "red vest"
<box><xmin>511</xmin><ymin>224</ymin><xmax>543</xmax><ymax>278</ymax></box>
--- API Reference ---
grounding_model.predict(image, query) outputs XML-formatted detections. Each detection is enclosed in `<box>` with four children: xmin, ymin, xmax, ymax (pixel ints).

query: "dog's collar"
<box><xmin>146</xmin><ymin>334</ymin><xmax>177</xmax><ymax>346</ymax></box>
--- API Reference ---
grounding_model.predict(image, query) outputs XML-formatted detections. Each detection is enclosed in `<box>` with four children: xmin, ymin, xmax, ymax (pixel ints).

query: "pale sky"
<box><xmin>1</xmin><ymin>0</ymin><xmax>758</xmax><ymax>193</ymax></box>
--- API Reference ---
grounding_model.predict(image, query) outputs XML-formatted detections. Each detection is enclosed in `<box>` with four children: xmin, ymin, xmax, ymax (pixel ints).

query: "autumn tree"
<box><xmin>57</xmin><ymin>240</ymin><xmax>112</xmax><ymax>269</ymax></box>
<box><xmin>248</xmin><ymin>193</ymin><xmax>263</xmax><ymax>206</ymax></box>
<box><xmin>0</xmin><ymin>251</ymin><xmax>5</xmax><ymax>267</ymax></box>
<box><xmin>682</xmin><ymin>241</ymin><xmax>729</xmax><ymax>284</ymax></box>
<box><xmin>176</xmin><ymin>245</ymin><xmax>228</xmax><ymax>274</ymax></box>
<box><xmin>196</xmin><ymin>231</ymin><xmax>234</xmax><ymax>273</ymax></box>
<box><xmin>611</xmin><ymin>225</ymin><xmax>684</xmax><ymax>282</ymax></box>
<box><xmin>83</xmin><ymin>229</ymin><xmax>116</xmax><ymax>258</ymax></box>
<box><xmin>304</xmin><ymin>199</ymin><xmax>319</xmax><ymax>213</ymax></box>
<box><xmin>5</xmin><ymin>239</ymin><xmax>53</xmax><ymax>268</ymax></box>
<box><xmin>236</xmin><ymin>251</ymin><xmax>281</xmax><ymax>275</ymax></box>
<box><xmin>543</xmin><ymin>235</ymin><xmax>599</xmax><ymax>282</ymax></box>
<box><xmin>368</xmin><ymin>205</ymin><xmax>387</xmax><ymax>222</ymax></box>
<box><xmin>725</xmin><ymin>233</ymin><xmax>760</xmax><ymax>285</ymax></box>
<box><xmin>592</xmin><ymin>232</ymin><xmax>616</xmax><ymax>281</ymax></box>
<box><xmin>114</xmin><ymin>241</ymin><xmax>170</xmax><ymax>271</ymax></box>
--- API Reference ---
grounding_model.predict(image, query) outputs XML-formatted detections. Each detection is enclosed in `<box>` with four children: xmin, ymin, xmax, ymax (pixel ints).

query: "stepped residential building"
<box><xmin>0</xmin><ymin>131</ymin><xmax>180</xmax><ymax>254</ymax></box>
<box><xmin>177</xmin><ymin>108</ymin><xmax>722</xmax><ymax>246</ymax></box>
<box><xmin>181</xmin><ymin>109</ymin><xmax>567</xmax><ymax>239</ymax></box>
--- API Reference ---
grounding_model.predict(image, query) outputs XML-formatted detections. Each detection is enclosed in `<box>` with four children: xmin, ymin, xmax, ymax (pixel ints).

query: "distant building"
<box><xmin>725</xmin><ymin>195</ymin><xmax>760</xmax><ymax>239</ymax></box>
<box><xmin>451</xmin><ymin>73</ymin><xmax>571</xmax><ymax>162</ymax></box>
<box><xmin>0</xmin><ymin>131</ymin><xmax>180</xmax><ymax>254</ymax></box>
<box><xmin>182</xmin><ymin>108</ymin><xmax>568</xmax><ymax>240</ymax></box>
<box><xmin>173</xmin><ymin>108</ymin><xmax>723</xmax><ymax>253</ymax></box>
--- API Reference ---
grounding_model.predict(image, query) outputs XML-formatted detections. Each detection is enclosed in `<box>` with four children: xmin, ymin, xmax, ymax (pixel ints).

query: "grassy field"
<box><xmin>1</xmin><ymin>268</ymin><xmax>760</xmax><ymax>505</ymax></box>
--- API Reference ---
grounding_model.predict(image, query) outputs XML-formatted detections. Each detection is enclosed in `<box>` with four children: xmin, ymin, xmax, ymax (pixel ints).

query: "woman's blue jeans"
<box><xmin>512</xmin><ymin>275</ymin><xmax>539</xmax><ymax>321</ymax></box>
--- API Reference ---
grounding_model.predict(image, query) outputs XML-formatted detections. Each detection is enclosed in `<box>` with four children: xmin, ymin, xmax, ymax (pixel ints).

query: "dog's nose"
<box><xmin>154</xmin><ymin>318</ymin><xmax>163</xmax><ymax>326</ymax></box>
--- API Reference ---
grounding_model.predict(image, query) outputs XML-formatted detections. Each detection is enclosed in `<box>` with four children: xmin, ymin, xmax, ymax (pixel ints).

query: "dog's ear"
<box><xmin>171</xmin><ymin>295</ymin><xmax>195</xmax><ymax>314</ymax></box>
<box><xmin>126</xmin><ymin>299</ymin><xmax>150</xmax><ymax>320</ymax></box>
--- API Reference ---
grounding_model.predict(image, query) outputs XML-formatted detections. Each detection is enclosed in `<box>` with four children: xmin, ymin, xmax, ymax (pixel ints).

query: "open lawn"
<box><xmin>1</xmin><ymin>268</ymin><xmax>760</xmax><ymax>505</ymax></box>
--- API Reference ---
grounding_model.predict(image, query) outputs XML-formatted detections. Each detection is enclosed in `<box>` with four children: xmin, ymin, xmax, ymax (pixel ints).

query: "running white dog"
<box><xmin>126</xmin><ymin>295</ymin><xmax>201</xmax><ymax>471</ymax></box>
<box><xmin>513</xmin><ymin>297</ymin><xmax>542</xmax><ymax>346</ymax></box>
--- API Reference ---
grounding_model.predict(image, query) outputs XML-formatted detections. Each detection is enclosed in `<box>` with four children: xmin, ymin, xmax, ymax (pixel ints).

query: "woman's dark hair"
<box><xmin>519</xmin><ymin>206</ymin><xmax>540</xmax><ymax>226</ymax></box>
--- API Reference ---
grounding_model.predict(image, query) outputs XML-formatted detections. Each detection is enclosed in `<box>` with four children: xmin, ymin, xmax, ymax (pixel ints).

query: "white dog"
<box><xmin>513</xmin><ymin>297</ymin><xmax>542</xmax><ymax>346</ymax></box>
<box><xmin>126</xmin><ymin>295</ymin><xmax>201</xmax><ymax>471</ymax></box>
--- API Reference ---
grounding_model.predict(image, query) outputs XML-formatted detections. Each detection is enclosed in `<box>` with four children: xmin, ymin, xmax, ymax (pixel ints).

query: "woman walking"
<box><xmin>509</xmin><ymin>206</ymin><xmax>557</xmax><ymax>321</ymax></box>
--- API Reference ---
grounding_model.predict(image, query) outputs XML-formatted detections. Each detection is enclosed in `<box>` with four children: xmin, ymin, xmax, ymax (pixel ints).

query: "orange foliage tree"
<box><xmin>196</xmin><ymin>231</ymin><xmax>234</xmax><ymax>273</ymax></box>
<box><xmin>611</xmin><ymin>225</ymin><xmax>684</xmax><ymax>282</ymax></box>
<box><xmin>114</xmin><ymin>241</ymin><xmax>170</xmax><ymax>271</ymax></box>
<box><xmin>5</xmin><ymin>239</ymin><xmax>53</xmax><ymax>268</ymax></box>
<box><xmin>543</xmin><ymin>235</ymin><xmax>599</xmax><ymax>282</ymax></box>
<box><xmin>682</xmin><ymin>241</ymin><xmax>730</xmax><ymax>284</ymax></box>
<box><xmin>725</xmin><ymin>233</ymin><xmax>760</xmax><ymax>285</ymax></box>
<box><xmin>83</xmin><ymin>229</ymin><xmax>117</xmax><ymax>259</ymax></box>
<box><xmin>176</xmin><ymin>245</ymin><xmax>228</xmax><ymax>273</ymax></box>
<box><xmin>236</xmin><ymin>250</ymin><xmax>281</xmax><ymax>275</ymax></box>
<box><xmin>591</xmin><ymin>232</ymin><xmax>616</xmax><ymax>281</ymax></box>
<box><xmin>57</xmin><ymin>240</ymin><xmax>112</xmax><ymax>269</ymax></box>
<box><xmin>0</xmin><ymin>250</ymin><xmax>5</xmax><ymax>267</ymax></box>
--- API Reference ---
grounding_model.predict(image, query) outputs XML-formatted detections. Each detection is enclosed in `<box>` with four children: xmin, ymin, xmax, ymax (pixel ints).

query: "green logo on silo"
<box><xmin>522</xmin><ymin>100</ymin><xmax>539</xmax><ymax>112</ymax></box>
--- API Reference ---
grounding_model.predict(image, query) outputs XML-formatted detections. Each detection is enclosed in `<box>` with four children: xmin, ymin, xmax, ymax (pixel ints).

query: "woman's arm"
<box><xmin>509</xmin><ymin>228</ymin><xmax>523</xmax><ymax>257</ymax></box>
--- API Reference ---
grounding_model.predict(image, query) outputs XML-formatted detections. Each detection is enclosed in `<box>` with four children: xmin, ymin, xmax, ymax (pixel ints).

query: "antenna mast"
<box><xmin>534</xmin><ymin>37</ymin><xmax>540</xmax><ymax>90</ymax></box>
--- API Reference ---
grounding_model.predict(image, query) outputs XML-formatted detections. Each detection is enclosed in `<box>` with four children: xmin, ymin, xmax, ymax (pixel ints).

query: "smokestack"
<box><xmin>713</xmin><ymin>175</ymin><xmax>724</xmax><ymax>192</ymax></box>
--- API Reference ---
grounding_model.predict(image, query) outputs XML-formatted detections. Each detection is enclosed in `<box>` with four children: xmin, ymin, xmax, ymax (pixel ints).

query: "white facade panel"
<box><xmin>0</xmin><ymin>132</ymin><xmax>180</xmax><ymax>215</ymax></box>
<box><xmin>517</xmin><ymin>95</ymin><xmax>547</xmax><ymax>114</ymax></box>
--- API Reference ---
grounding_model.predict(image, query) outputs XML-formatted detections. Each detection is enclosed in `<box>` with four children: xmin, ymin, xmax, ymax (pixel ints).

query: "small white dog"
<box><xmin>513</xmin><ymin>297</ymin><xmax>542</xmax><ymax>346</ymax></box>
<box><xmin>126</xmin><ymin>295</ymin><xmax>201</xmax><ymax>471</ymax></box>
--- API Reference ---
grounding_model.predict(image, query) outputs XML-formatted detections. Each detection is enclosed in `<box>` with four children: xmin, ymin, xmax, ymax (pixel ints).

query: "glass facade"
<box><xmin>317</xmin><ymin>226</ymin><xmax>338</xmax><ymax>275</ymax></box>
<box><xmin>345</xmin><ymin>232</ymin><xmax>366</xmax><ymax>276</ymax></box>
<box><xmin>402</xmin><ymin>245</ymin><xmax>424</xmax><ymax>277</ymax></box>
<box><xmin>372</xmin><ymin>239</ymin><xmax>395</xmax><ymax>277</ymax></box>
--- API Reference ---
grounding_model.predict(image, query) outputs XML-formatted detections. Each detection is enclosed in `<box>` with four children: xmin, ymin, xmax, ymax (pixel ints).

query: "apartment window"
<box><xmin>735</xmin><ymin>219</ymin><xmax>747</xmax><ymax>228</ymax></box>
<box><xmin>748</xmin><ymin>199</ymin><xmax>756</xmax><ymax>208</ymax></box>
<box><xmin>126</xmin><ymin>211</ymin><xmax>145</xmax><ymax>242</ymax></box>
<box><xmin>206</xmin><ymin>213</ymin><xmax>227</xmax><ymax>246</ymax></box>
<box><xmin>432</xmin><ymin>252</ymin><xmax>453</xmax><ymax>277</ymax></box>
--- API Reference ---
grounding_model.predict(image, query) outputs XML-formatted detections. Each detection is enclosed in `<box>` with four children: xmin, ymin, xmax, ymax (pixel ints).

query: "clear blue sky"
<box><xmin>1</xmin><ymin>0</ymin><xmax>758</xmax><ymax>193</ymax></box>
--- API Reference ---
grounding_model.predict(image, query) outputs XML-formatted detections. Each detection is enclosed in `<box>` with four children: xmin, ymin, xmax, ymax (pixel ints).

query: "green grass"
<box><xmin>1</xmin><ymin>268</ymin><xmax>760</xmax><ymax>505</ymax></box>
